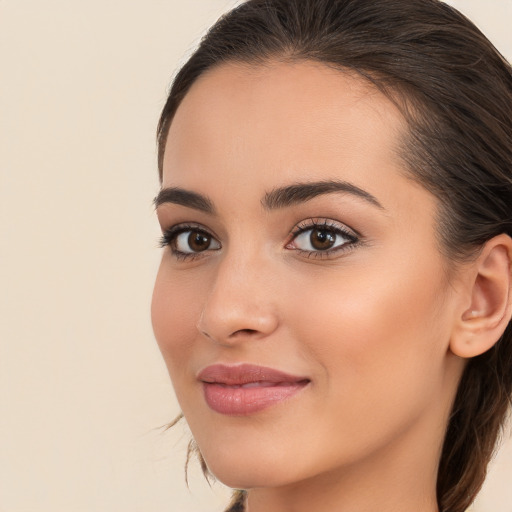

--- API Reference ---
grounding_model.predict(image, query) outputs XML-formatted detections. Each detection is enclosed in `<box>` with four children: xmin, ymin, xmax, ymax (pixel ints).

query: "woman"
<box><xmin>151</xmin><ymin>1</ymin><xmax>512</xmax><ymax>511</ymax></box>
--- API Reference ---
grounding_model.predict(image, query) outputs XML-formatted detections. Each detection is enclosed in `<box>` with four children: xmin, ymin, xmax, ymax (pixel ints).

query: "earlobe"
<box><xmin>450</xmin><ymin>234</ymin><xmax>512</xmax><ymax>359</ymax></box>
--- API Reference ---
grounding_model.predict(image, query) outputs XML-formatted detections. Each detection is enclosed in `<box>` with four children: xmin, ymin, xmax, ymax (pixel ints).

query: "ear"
<box><xmin>450</xmin><ymin>234</ymin><xmax>512</xmax><ymax>358</ymax></box>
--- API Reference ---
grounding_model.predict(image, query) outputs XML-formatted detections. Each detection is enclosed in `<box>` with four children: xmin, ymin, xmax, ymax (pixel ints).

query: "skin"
<box><xmin>152</xmin><ymin>61</ymin><xmax>472</xmax><ymax>512</ymax></box>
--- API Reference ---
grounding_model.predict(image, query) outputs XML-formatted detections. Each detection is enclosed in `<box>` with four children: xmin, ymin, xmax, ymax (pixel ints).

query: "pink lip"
<box><xmin>198</xmin><ymin>364</ymin><xmax>310</xmax><ymax>416</ymax></box>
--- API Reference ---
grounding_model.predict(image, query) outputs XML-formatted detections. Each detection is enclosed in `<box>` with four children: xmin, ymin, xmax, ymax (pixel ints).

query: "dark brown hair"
<box><xmin>157</xmin><ymin>1</ymin><xmax>512</xmax><ymax>511</ymax></box>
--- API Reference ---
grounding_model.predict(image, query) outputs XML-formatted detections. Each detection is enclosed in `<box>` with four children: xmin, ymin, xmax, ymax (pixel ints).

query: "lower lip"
<box><xmin>202</xmin><ymin>381</ymin><xmax>308</xmax><ymax>416</ymax></box>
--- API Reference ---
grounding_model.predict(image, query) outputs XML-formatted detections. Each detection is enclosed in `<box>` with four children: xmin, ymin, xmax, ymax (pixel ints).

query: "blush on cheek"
<box><xmin>286</xmin><ymin>253</ymin><xmax>448</xmax><ymax>384</ymax></box>
<box><xmin>152</xmin><ymin>279</ymin><xmax>191</xmax><ymax>356</ymax></box>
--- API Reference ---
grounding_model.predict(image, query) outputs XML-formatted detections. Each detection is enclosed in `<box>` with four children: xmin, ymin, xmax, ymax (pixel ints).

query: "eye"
<box><xmin>174</xmin><ymin>230</ymin><xmax>220</xmax><ymax>253</ymax></box>
<box><xmin>287</xmin><ymin>219</ymin><xmax>358</xmax><ymax>256</ymax></box>
<box><xmin>160</xmin><ymin>224</ymin><xmax>221</xmax><ymax>259</ymax></box>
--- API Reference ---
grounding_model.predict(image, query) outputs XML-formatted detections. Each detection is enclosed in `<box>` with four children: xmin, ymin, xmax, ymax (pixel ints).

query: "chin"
<box><xmin>202</xmin><ymin>447</ymin><xmax>301</xmax><ymax>489</ymax></box>
<box><xmin>211</xmin><ymin>467</ymin><xmax>291</xmax><ymax>490</ymax></box>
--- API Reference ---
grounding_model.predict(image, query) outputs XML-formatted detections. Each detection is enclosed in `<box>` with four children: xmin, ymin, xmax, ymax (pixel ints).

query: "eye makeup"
<box><xmin>286</xmin><ymin>218</ymin><xmax>360</xmax><ymax>259</ymax></box>
<box><xmin>159</xmin><ymin>223</ymin><xmax>221</xmax><ymax>261</ymax></box>
<box><xmin>159</xmin><ymin>217</ymin><xmax>361</xmax><ymax>262</ymax></box>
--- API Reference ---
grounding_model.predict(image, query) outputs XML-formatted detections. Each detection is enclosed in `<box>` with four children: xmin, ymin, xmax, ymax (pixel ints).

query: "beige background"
<box><xmin>1</xmin><ymin>1</ymin><xmax>511</xmax><ymax>511</ymax></box>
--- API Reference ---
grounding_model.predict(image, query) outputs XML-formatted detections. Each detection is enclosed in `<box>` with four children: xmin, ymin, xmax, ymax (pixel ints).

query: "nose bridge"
<box><xmin>198</xmin><ymin>242</ymin><xmax>279</xmax><ymax>343</ymax></box>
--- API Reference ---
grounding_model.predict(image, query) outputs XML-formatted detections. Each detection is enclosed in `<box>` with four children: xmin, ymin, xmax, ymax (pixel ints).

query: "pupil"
<box><xmin>188</xmin><ymin>231</ymin><xmax>210</xmax><ymax>251</ymax></box>
<box><xmin>311</xmin><ymin>229</ymin><xmax>335</xmax><ymax>250</ymax></box>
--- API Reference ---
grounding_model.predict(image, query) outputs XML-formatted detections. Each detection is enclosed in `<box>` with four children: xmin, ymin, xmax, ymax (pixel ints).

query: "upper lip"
<box><xmin>198</xmin><ymin>363</ymin><xmax>310</xmax><ymax>386</ymax></box>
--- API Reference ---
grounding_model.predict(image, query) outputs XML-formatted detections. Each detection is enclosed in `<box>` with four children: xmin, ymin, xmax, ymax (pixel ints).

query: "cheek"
<box><xmin>286</xmin><ymin>253</ymin><xmax>450</xmax><ymax>414</ymax></box>
<box><xmin>151</xmin><ymin>261</ymin><xmax>204</xmax><ymax>374</ymax></box>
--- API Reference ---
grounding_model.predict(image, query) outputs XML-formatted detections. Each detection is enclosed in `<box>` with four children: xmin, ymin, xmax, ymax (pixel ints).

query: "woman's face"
<box><xmin>152</xmin><ymin>61</ymin><xmax>465</xmax><ymax>489</ymax></box>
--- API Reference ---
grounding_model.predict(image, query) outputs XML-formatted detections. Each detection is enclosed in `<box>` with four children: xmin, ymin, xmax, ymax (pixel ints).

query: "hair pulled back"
<box><xmin>157</xmin><ymin>1</ymin><xmax>512</xmax><ymax>511</ymax></box>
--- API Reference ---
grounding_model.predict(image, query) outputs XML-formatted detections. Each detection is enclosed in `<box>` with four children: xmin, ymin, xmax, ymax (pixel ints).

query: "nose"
<box><xmin>196</xmin><ymin>250</ymin><xmax>279</xmax><ymax>345</ymax></box>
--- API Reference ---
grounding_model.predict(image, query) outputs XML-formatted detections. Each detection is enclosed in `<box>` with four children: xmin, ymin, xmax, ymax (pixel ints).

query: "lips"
<box><xmin>198</xmin><ymin>364</ymin><xmax>310</xmax><ymax>416</ymax></box>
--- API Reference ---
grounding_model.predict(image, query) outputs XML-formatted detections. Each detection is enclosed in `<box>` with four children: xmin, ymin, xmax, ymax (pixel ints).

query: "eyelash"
<box><xmin>159</xmin><ymin>223</ymin><xmax>217</xmax><ymax>261</ymax></box>
<box><xmin>287</xmin><ymin>218</ymin><xmax>360</xmax><ymax>259</ymax></box>
<box><xmin>159</xmin><ymin>219</ymin><xmax>360</xmax><ymax>261</ymax></box>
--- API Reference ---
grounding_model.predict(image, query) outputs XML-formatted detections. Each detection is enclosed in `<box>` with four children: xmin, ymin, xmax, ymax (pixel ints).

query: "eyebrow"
<box><xmin>153</xmin><ymin>187</ymin><xmax>215</xmax><ymax>213</ymax></box>
<box><xmin>262</xmin><ymin>180</ymin><xmax>384</xmax><ymax>210</ymax></box>
<box><xmin>154</xmin><ymin>179</ymin><xmax>384</xmax><ymax>213</ymax></box>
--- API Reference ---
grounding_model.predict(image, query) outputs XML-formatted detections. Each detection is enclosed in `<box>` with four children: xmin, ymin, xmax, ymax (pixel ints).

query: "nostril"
<box><xmin>231</xmin><ymin>329</ymin><xmax>258</xmax><ymax>336</ymax></box>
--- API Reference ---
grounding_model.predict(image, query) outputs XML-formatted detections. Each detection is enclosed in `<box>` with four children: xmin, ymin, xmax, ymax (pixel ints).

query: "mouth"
<box><xmin>197</xmin><ymin>363</ymin><xmax>310</xmax><ymax>416</ymax></box>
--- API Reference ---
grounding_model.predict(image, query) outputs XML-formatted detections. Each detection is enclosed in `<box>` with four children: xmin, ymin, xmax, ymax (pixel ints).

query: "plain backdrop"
<box><xmin>1</xmin><ymin>1</ymin><xmax>511</xmax><ymax>511</ymax></box>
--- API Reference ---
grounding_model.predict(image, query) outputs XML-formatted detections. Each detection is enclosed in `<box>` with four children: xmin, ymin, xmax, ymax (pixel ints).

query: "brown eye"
<box><xmin>173</xmin><ymin>229</ymin><xmax>221</xmax><ymax>254</ymax></box>
<box><xmin>310</xmin><ymin>228</ymin><xmax>336</xmax><ymax>250</ymax></box>
<box><xmin>289</xmin><ymin>222</ymin><xmax>356</xmax><ymax>255</ymax></box>
<box><xmin>188</xmin><ymin>231</ymin><xmax>211</xmax><ymax>252</ymax></box>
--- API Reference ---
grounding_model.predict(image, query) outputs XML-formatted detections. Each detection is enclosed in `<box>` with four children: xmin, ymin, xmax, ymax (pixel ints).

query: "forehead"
<box><xmin>162</xmin><ymin>60</ymin><xmax>411</xmax><ymax>208</ymax></box>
